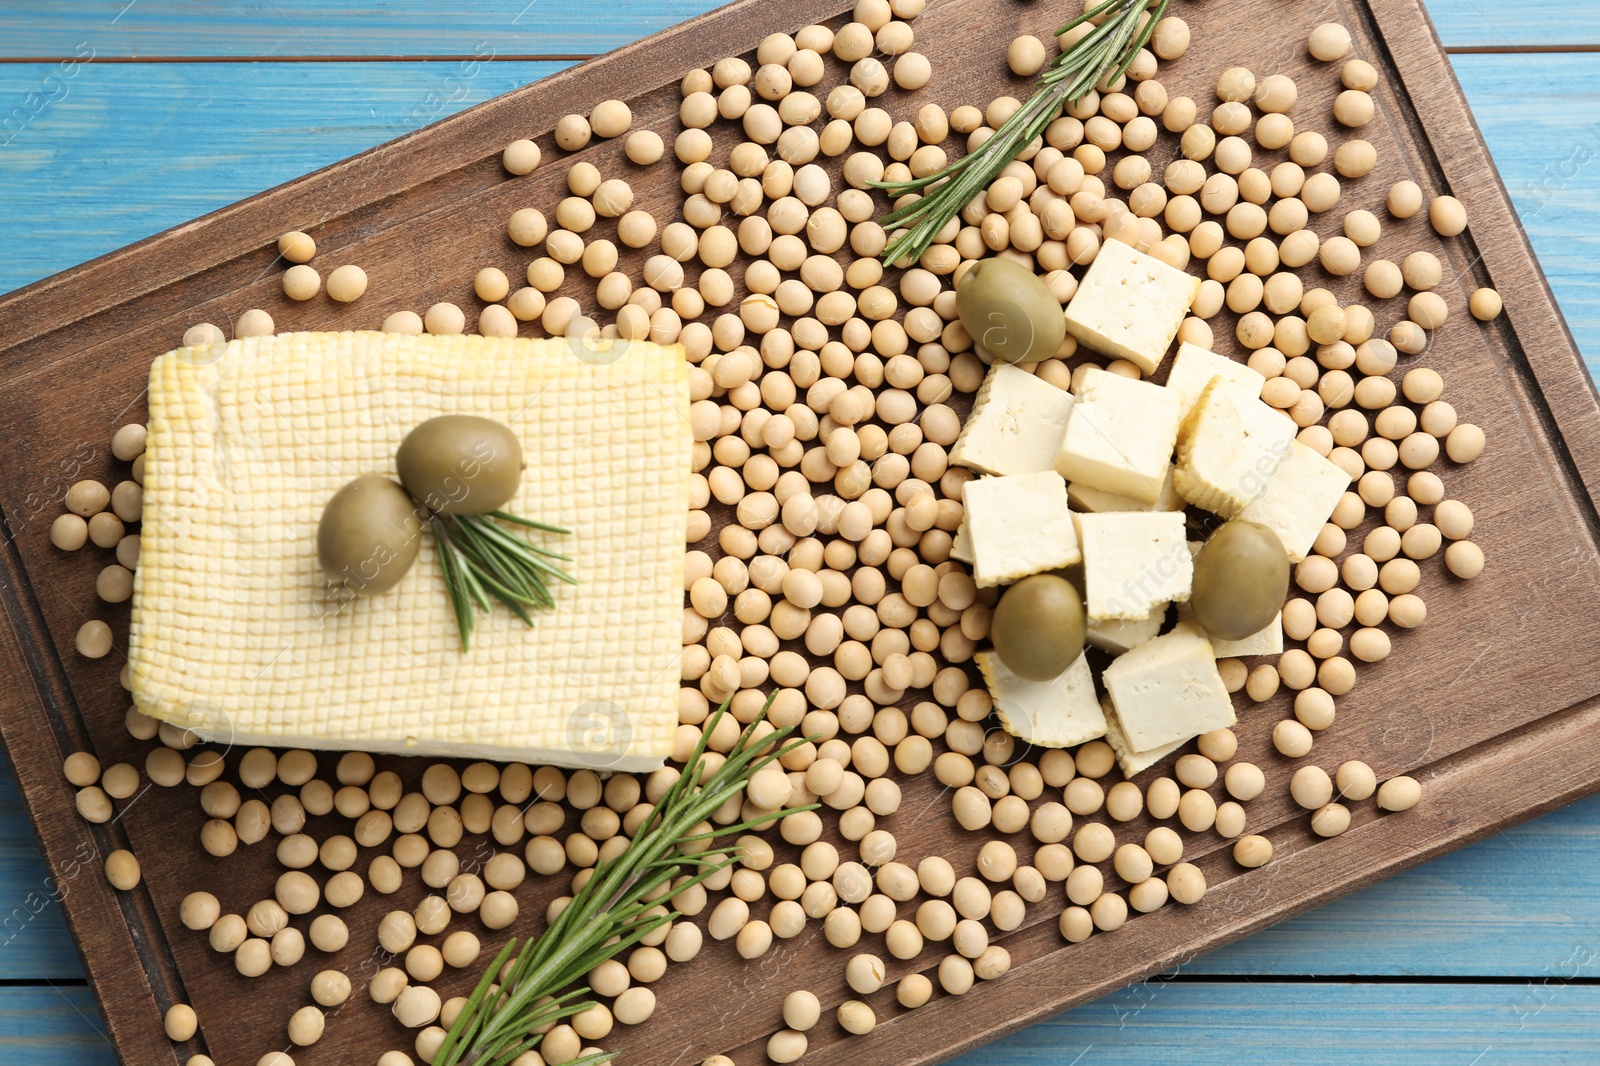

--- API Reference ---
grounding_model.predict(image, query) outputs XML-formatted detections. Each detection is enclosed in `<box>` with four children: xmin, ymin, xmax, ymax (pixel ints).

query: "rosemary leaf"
<box><xmin>872</xmin><ymin>0</ymin><xmax>1168</xmax><ymax>265</ymax></box>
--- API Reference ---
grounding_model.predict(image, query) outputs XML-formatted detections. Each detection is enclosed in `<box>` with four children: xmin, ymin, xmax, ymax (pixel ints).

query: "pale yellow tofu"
<box><xmin>963</xmin><ymin>470</ymin><xmax>1082</xmax><ymax>588</ymax></box>
<box><xmin>1174</xmin><ymin>377</ymin><xmax>1296</xmax><ymax>518</ymax></box>
<box><xmin>950</xmin><ymin>363</ymin><xmax>1075</xmax><ymax>476</ymax></box>
<box><xmin>1063</xmin><ymin>238</ymin><xmax>1202</xmax><ymax>373</ymax></box>
<box><xmin>1054</xmin><ymin>368</ymin><xmax>1183</xmax><ymax>505</ymax></box>
<box><xmin>1237</xmin><ymin>439</ymin><xmax>1354</xmax><ymax>562</ymax></box>
<box><xmin>1078</xmin><ymin>511</ymin><xmax>1192</xmax><ymax>621</ymax></box>
<box><xmin>130</xmin><ymin>332</ymin><xmax>691</xmax><ymax>771</ymax></box>
<box><xmin>977</xmin><ymin>650</ymin><xmax>1108</xmax><ymax>748</ymax></box>
<box><xmin>1101</xmin><ymin>695</ymin><xmax>1188</xmax><ymax>777</ymax></box>
<box><xmin>1101</xmin><ymin>622</ymin><xmax>1235</xmax><ymax>751</ymax></box>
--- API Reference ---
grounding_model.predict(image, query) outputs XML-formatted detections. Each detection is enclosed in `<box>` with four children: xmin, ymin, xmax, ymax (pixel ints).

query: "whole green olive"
<box><xmin>1190</xmin><ymin>520</ymin><xmax>1290</xmax><ymax>641</ymax></box>
<box><xmin>396</xmin><ymin>415</ymin><xmax>524</xmax><ymax>515</ymax></box>
<box><xmin>991</xmin><ymin>573</ymin><xmax>1087</xmax><ymax>681</ymax></box>
<box><xmin>954</xmin><ymin>258</ymin><xmax>1066</xmax><ymax>366</ymax></box>
<box><xmin>317</xmin><ymin>476</ymin><xmax>424</xmax><ymax>596</ymax></box>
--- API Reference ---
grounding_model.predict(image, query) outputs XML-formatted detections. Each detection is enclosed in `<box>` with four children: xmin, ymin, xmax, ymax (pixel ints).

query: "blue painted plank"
<box><xmin>0</xmin><ymin>1</ymin><xmax>728</xmax><ymax>58</ymax></box>
<box><xmin>953</xmin><ymin>983</ymin><xmax>1600</xmax><ymax>1065</ymax></box>
<box><xmin>1424</xmin><ymin>0</ymin><xmax>1600</xmax><ymax>48</ymax></box>
<box><xmin>0</xmin><ymin>60</ymin><xmax>568</xmax><ymax>297</ymax></box>
<box><xmin>0</xmin><ymin>753</ymin><xmax>84</xmax><ymax>982</ymax></box>
<box><xmin>0</xmin><ymin>986</ymin><xmax>108</xmax><ymax>1064</ymax></box>
<box><xmin>1452</xmin><ymin>54</ymin><xmax>1600</xmax><ymax>376</ymax></box>
<box><xmin>0</xmin><ymin>1</ymin><xmax>1591</xmax><ymax>57</ymax></box>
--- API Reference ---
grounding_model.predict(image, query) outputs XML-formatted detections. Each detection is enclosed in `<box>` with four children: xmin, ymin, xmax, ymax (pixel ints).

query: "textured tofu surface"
<box><xmin>1055</xmin><ymin>368</ymin><xmax>1182</xmax><ymax>505</ymax></box>
<box><xmin>1078</xmin><ymin>511</ymin><xmax>1192</xmax><ymax>621</ymax></box>
<box><xmin>1062</xmin><ymin>238</ymin><xmax>1201</xmax><ymax>373</ymax></box>
<box><xmin>1174</xmin><ymin>378</ymin><xmax>1296</xmax><ymax>517</ymax></box>
<box><xmin>1237</xmin><ymin>439</ymin><xmax>1354</xmax><ymax>562</ymax></box>
<box><xmin>1068</xmin><ymin>464</ymin><xmax>1182</xmax><ymax>514</ymax></box>
<box><xmin>130</xmin><ymin>332</ymin><xmax>691</xmax><ymax>771</ymax></box>
<box><xmin>1101</xmin><ymin>622</ymin><xmax>1236</xmax><ymax>751</ymax></box>
<box><xmin>950</xmin><ymin>363</ymin><xmax>1075</xmax><ymax>477</ymax></box>
<box><xmin>963</xmin><ymin>470</ymin><xmax>1082</xmax><ymax>587</ymax></box>
<box><xmin>1100</xmin><ymin>695</ymin><xmax>1187</xmax><ymax>777</ymax></box>
<box><xmin>976</xmin><ymin>651</ymin><xmax>1107</xmax><ymax>748</ymax></box>
<box><xmin>1164</xmin><ymin>342</ymin><xmax>1266</xmax><ymax>416</ymax></box>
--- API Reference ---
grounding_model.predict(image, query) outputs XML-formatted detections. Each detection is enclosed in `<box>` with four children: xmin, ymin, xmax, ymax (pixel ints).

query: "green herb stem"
<box><xmin>872</xmin><ymin>0</ymin><xmax>1169</xmax><ymax>266</ymax></box>
<box><xmin>435</xmin><ymin>698</ymin><xmax>817</xmax><ymax>1066</ymax></box>
<box><xmin>431</xmin><ymin>510</ymin><xmax>576</xmax><ymax>650</ymax></box>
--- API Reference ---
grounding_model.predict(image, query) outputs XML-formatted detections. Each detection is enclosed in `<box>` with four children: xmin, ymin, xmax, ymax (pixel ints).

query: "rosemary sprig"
<box><xmin>431</xmin><ymin>509</ymin><xmax>576</xmax><ymax>650</ymax></box>
<box><xmin>871</xmin><ymin>0</ymin><xmax>1168</xmax><ymax>266</ymax></box>
<box><xmin>435</xmin><ymin>698</ymin><xmax>817</xmax><ymax>1066</ymax></box>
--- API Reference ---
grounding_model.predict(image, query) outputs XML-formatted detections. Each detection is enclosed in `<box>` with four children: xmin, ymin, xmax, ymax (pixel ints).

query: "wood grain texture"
<box><xmin>0</xmin><ymin>0</ymin><xmax>1591</xmax><ymax>56</ymax></box>
<box><xmin>2</xmin><ymin>0</ymin><xmax>1600</xmax><ymax>1064</ymax></box>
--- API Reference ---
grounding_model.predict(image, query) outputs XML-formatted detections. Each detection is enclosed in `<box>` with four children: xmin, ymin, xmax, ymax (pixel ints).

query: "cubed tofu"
<box><xmin>1101</xmin><ymin>622</ymin><xmax>1236</xmax><ymax>751</ymax></box>
<box><xmin>1163</xmin><ymin>342</ymin><xmax>1266</xmax><ymax>416</ymax></box>
<box><xmin>1078</xmin><ymin>511</ymin><xmax>1192</xmax><ymax>621</ymax></box>
<box><xmin>1211</xmin><ymin>613</ymin><xmax>1284</xmax><ymax>657</ymax></box>
<box><xmin>1101</xmin><ymin>695</ymin><xmax>1188</xmax><ymax>777</ymax></box>
<box><xmin>950</xmin><ymin>363</ymin><xmax>1076</xmax><ymax>476</ymax></box>
<box><xmin>950</xmin><ymin>513</ymin><xmax>973</xmax><ymax>564</ymax></box>
<box><xmin>1068</xmin><ymin>463</ymin><xmax>1184</xmax><ymax>514</ymax></box>
<box><xmin>1087</xmin><ymin>609</ymin><xmax>1167</xmax><ymax>655</ymax></box>
<box><xmin>1054</xmin><ymin>368</ymin><xmax>1183</xmax><ymax>505</ymax></box>
<box><xmin>1174</xmin><ymin>377</ymin><xmax>1296</xmax><ymax>518</ymax></box>
<box><xmin>976</xmin><ymin>650</ymin><xmax>1107</xmax><ymax>748</ymax></box>
<box><xmin>1237</xmin><ymin>439</ymin><xmax>1354</xmax><ymax>562</ymax></box>
<box><xmin>1063</xmin><ymin>238</ymin><xmax>1202</xmax><ymax>373</ymax></box>
<box><xmin>962</xmin><ymin>470</ymin><xmax>1082</xmax><ymax>588</ymax></box>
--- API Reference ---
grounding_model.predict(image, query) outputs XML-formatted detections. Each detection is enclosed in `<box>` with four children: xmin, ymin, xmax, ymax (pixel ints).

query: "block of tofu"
<box><xmin>962</xmin><ymin>470</ymin><xmax>1081</xmax><ymax>587</ymax></box>
<box><xmin>1063</xmin><ymin>238</ymin><xmax>1202</xmax><ymax>373</ymax></box>
<box><xmin>1078</xmin><ymin>511</ymin><xmax>1192</xmax><ymax>621</ymax></box>
<box><xmin>1087</xmin><ymin>609</ymin><xmax>1167</xmax><ymax>655</ymax></box>
<box><xmin>1237</xmin><ymin>439</ymin><xmax>1354</xmax><ymax>562</ymax></box>
<box><xmin>977</xmin><ymin>650</ymin><xmax>1107</xmax><ymax>748</ymax></box>
<box><xmin>1164</xmin><ymin>342</ymin><xmax>1266</xmax><ymax>416</ymax></box>
<box><xmin>1054</xmin><ymin>368</ymin><xmax>1182</xmax><ymax>505</ymax></box>
<box><xmin>1101</xmin><ymin>622</ymin><xmax>1236</xmax><ymax>751</ymax></box>
<box><xmin>950</xmin><ymin>513</ymin><xmax>973</xmax><ymax>564</ymax></box>
<box><xmin>1174</xmin><ymin>378</ymin><xmax>1296</xmax><ymax>518</ymax></box>
<box><xmin>950</xmin><ymin>363</ymin><xmax>1075</xmax><ymax>476</ymax></box>
<box><xmin>130</xmin><ymin>331</ymin><xmax>691</xmax><ymax>771</ymax></box>
<box><xmin>1101</xmin><ymin>696</ymin><xmax>1188</xmax><ymax>777</ymax></box>
<box><xmin>1068</xmin><ymin>464</ymin><xmax>1183</xmax><ymax>514</ymax></box>
<box><xmin>1211</xmin><ymin>613</ymin><xmax>1284</xmax><ymax>657</ymax></box>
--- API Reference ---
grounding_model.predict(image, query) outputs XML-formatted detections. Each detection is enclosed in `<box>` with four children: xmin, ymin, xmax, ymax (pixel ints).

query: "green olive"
<box><xmin>396</xmin><ymin>415</ymin><xmax>524</xmax><ymax>514</ymax></box>
<box><xmin>991</xmin><ymin>573</ymin><xmax>1086</xmax><ymax>681</ymax></box>
<box><xmin>954</xmin><ymin>258</ymin><xmax>1066</xmax><ymax>366</ymax></box>
<box><xmin>317</xmin><ymin>476</ymin><xmax>423</xmax><ymax>596</ymax></box>
<box><xmin>1190</xmin><ymin>520</ymin><xmax>1291</xmax><ymax>641</ymax></box>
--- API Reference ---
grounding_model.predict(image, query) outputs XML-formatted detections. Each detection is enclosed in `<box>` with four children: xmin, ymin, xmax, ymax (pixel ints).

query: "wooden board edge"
<box><xmin>1365</xmin><ymin>0</ymin><xmax>1600</xmax><ymax>518</ymax></box>
<box><xmin>764</xmin><ymin>689</ymin><xmax>1600</xmax><ymax>1065</ymax></box>
<box><xmin>0</xmin><ymin>531</ymin><xmax>188</xmax><ymax>1066</ymax></box>
<box><xmin>0</xmin><ymin>0</ymin><xmax>846</xmax><ymax>362</ymax></box>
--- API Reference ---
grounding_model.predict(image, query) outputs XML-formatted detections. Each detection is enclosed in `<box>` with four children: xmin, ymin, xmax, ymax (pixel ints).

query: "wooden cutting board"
<box><xmin>2</xmin><ymin>0</ymin><xmax>1599</xmax><ymax>1063</ymax></box>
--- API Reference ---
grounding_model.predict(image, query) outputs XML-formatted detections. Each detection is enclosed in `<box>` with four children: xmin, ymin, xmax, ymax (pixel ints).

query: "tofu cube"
<box><xmin>1237</xmin><ymin>440</ymin><xmax>1354</xmax><ymax>562</ymax></box>
<box><xmin>950</xmin><ymin>363</ymin><xmax>1076</xmax><ymax>476</ymax></box>
<box><xmin>1174</xmin><ymin>378</ymin><xmax>1296</xmax><ymax>518</ymax></box>
<box><xmin>1163</xmin><ymin>341</ymin><xmax>1267</xmax><ymax>416</ymax></box>
<box><xmin>950</xmin><ymin>514</ymin><xmax>973</xmax><ymax>564</ymax></box>
<box><xmin>1063</xmin><ymin>238</ymin><xmax>1202</xmax><ymax>373</ymax></box>
<box><xmin>1068</xmin><ymin>464</ymin><xmax>1183</xmax><ymax>514</ymax></box>
<box><xmin>1101</xmin><ymin>622</ymin><xmax>1236</xmax><ymax>751</ymax></box>
<box><xmin>1211</xmin><ymin>613</ymin><xmax>1284</xmax><ymax>657</ymax></box>
<box><xmin>962</xmin><ymin>470</ymin><xmax>1082</xmax><ymax>588</ymax></box>
<box><xmin>1078</xmin><ymin>511</ymin><xmax>1192</xmax><ymax>621</ymax></box>
<box><xmin>1087</xmin><ymin>610</ymin><xmax>1167</xmax><ymax>655</ymax></box>
<box><xmin>976</xmin><ymin>650</ymin><xmax>1107</xmax><ymax>748</ymax></box>
<box><xmin>1054</xmin><ymin>368</ymin><xmax>1182</xmax><ymax>505</ymax></box>
<box><xmin>1101</xmin><ymin>696</ymin><xmax>1188</xmax><ymax>777</ymax></box>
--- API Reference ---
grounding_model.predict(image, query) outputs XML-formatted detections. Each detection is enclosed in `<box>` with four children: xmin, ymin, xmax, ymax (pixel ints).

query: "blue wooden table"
<box><xmin>3</xmin><ymin>2</ymin><xmax>1600</xmax><ymax>1062</ymax></box>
